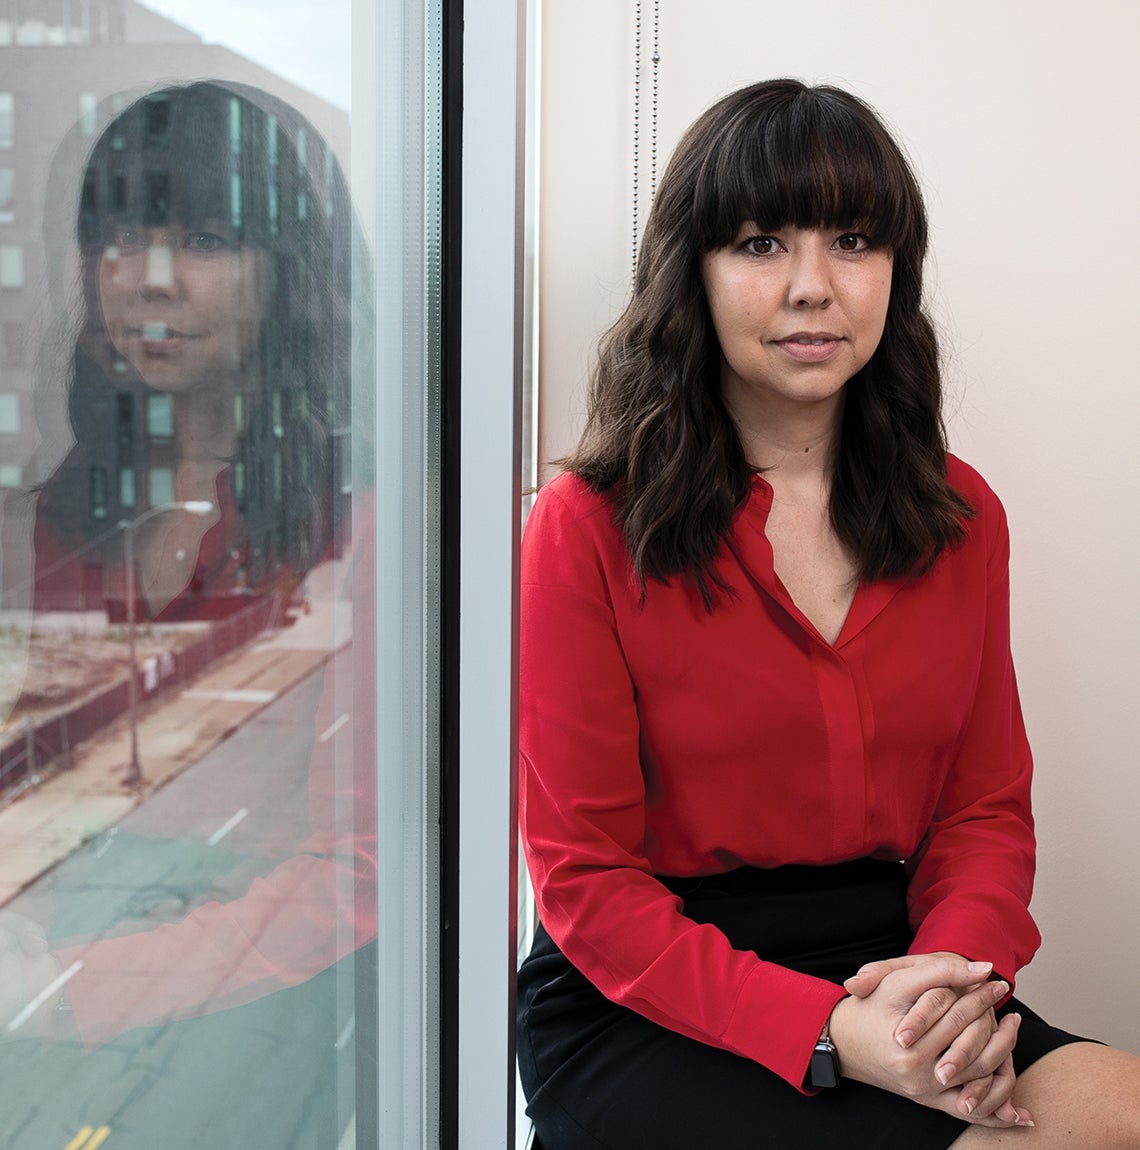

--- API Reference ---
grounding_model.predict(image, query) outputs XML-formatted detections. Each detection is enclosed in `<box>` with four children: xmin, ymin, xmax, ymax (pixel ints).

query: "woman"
<box><xmin>517</xmin><ymin>79</ymin><xmax>1140</xmax><ymax>1148</ymax></box>
<box><xmin>31</xmin><ymin>79</ymin><xmax>354</xmax><ymax>621</ymax></box>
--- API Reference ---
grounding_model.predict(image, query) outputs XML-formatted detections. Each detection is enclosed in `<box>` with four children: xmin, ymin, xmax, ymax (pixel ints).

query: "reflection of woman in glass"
<box><xmin>3</xmin><ymin>81</ymin><xmax>375</xmax><ymax>1047</ymax></box>
<box><xmin>34</xmin><ymin>79</ymin><xmax>351</xmax><ymax>620</ymax></box>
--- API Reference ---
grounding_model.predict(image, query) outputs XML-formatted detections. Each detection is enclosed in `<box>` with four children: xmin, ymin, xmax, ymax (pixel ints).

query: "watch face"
<box><xmin>810</xmin><ymin>1041</ymin><xmax>841</xmax><ymax>1089</ymax></box>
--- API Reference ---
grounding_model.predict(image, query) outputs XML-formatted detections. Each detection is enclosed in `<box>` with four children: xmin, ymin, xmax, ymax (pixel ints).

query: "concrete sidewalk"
<box><xmin>0</xmin><ymin>555</ymin><xmax>353</xmax><ymax>904</ymax></box>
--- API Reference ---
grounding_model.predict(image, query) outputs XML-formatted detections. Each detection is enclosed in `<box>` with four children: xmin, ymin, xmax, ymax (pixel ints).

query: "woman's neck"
<box><xmin>171</xmin><ymin>387</ymin><xmax>240</xmax><ymax>465</ymax></box>
<box><xmin>729</xmin><ymin>393</ymin><xmax>843</xmax><ymax>483</ymax></box>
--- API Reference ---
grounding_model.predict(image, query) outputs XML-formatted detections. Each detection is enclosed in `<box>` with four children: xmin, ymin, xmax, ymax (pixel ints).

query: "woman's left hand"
<box><xmin>843</xmin><ymin>950</ymin><xmax>1026</xmax><ymax>1121</ymax></box>
<box><xmin>844</xmin><ymin>951</ymin><xmax>999</xmax><ymax>1048</ymax></box>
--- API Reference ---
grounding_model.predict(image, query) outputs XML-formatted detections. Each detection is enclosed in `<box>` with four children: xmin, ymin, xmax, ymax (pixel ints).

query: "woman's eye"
<box><xmin>111</xmin><ymin>227</ymin><xmax>146</xmax><ymax>252</ymax></box>
<box><xmin>183</xmin><ymin>232</ymin><xmax>228</xmax><ymax>253</ymax></box>
<box><xmin>834</xmin><ymin>232</ymin><xmax>870</xmax><ymax>252</ymax></box>
<box><xmin>742</xmin><ymin>235</ymin><xmax>781</xmax><ymax>256</ymax></box>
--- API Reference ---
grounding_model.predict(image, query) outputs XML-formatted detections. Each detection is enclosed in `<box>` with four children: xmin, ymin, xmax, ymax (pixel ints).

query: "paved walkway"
<box><xmin>0</xmin><ymin>556</ymin><xmax>352</xmax><ymax>904</ymax></box>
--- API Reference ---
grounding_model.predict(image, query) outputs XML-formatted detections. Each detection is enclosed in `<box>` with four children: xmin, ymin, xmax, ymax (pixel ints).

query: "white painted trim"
<box><xmin>459</xmin><ymin>0</ymin><xmax>527</xmax><ymax>1145</ymax></box>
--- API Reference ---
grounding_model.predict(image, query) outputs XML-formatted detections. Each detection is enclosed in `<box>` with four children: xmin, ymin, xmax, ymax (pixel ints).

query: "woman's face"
<box><xmin>701</xmin><ymin>223</ymin><xmax>893</xmax><ymax>425</ymax></box>
<box><xmin>97</xmin><ymin>223</ymin><xmax>268</xmax><ymax>393</ymax></box>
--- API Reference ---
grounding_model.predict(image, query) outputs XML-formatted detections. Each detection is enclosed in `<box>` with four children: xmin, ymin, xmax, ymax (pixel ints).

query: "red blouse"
<box><xmin>518</xmin><ymin>455</ymin><xmax>1040</xmax><ymax>1092</ymax></box>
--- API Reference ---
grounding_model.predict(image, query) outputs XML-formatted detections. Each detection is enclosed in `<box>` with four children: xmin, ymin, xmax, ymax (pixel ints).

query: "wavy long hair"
<box><xmin>563</xmin><ymin>78</ymin><xmax>972</xmax><ymax>607</ymax></box>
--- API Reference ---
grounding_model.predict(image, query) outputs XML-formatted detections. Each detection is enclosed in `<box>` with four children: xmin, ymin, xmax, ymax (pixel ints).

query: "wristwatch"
<box><xmin>808</xmin><ymin>1023</ymin><xmax>841</xmax><ymax>1089</ymax></box>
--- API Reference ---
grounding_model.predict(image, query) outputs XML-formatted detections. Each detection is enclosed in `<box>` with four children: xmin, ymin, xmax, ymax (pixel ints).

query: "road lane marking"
<box><xmin>319</xmin><ymin>713</ymin><xmax>350</xmax><ymax>743</ymax></box>
<box><xmin>6</xmin><ymin>960</ymin><xmax>83</xmax><ymax>1033</ymax></box>
<box><xmin>335</xmin><ymin>1013</ymin><xmax>355</xmax><ymax>1051</ymax></box>
<box><xmin>64</xmin><ymin>1125</ymin><xmax>111</xmax><ymax>1150</ymax></box>
<box><xmin>183</xmin><ymin>688</ymin><xmax>277</xmax><ymax>703</ymax></box>
<box><xmin>207</xmin><ymin>808</ymin><xmax>250</xmax><ymax>846</ymax></box>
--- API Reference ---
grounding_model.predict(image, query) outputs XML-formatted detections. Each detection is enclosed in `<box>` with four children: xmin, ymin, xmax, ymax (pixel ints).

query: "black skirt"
<box><xmin>517</xmin><ymin>859</ymin><xmax>1090</xmax><ymax>1150</ymax></box>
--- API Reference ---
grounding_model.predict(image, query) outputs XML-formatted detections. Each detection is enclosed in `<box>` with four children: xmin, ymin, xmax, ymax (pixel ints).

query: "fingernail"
<box><xmin>1016</xmin><ymin>1115</ymin><xmax>1036</xmax><ymax>1128</ymax></box>
<box><xmin>991</xmin><ymin>980</ymin><xmax>1009</xmax><ymax>1000</ymax></box>
<box><xmin>959</xmin><ymin>1098</ymin><xmax>974</xmax><ymax>1116</ymax></box>
<box><xmin>895</xmin><ymin>1029</ymin><xmax>914</xmax><ymax>1049</ymax></box>
<box><xmin>936</xmin><ymin>1062</ymin><xmax>955</xmax><ymax>1086</ymax></box>
<box><xmin>967</xmin><ymin>961</ymin><xmax>993</xmax><ymax>976</ymax></box>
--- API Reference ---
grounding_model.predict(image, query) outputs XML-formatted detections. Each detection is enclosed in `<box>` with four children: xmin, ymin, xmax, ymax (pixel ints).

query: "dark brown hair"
<box><xmin>563</xmin><ymin>78</ymin><xmax>972</xmax><ymax>606</ymax></box>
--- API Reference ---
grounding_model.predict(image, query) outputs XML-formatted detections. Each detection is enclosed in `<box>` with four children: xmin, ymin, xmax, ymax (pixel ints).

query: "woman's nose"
<box><xmin>141</xmin><ymin>242</ymin><xmax>177</xmax><ymax>294</ymax></box>
<box><xmin>787</xmin><ymin>242</ymin><xmax>832</xmax><ymax>308</ymax></box>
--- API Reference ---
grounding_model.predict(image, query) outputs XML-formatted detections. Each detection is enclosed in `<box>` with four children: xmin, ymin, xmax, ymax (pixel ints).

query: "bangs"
<box><xmin>689</xmin><ymin>86</ymin><xmax>923</xmax><ymax>253</ymax></box>
<box><xmin>78</xmin><ymin>84</ymin><xmax>307</xmax><ymax>254</ymax></box>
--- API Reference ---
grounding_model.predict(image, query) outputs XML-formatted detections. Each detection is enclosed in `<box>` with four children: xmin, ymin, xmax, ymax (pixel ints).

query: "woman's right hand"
<box><xmin>827</xmin><ymin>956</ymin><xmax>1034</xmax><ymax>1128</ymax></box>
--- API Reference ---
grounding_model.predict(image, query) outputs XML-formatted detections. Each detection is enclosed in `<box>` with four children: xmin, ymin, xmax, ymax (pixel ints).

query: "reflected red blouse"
<box><xmin>518</xmin><ymin>455</ymin><xmax>1040</xmax><ymax>1092</ymax></box>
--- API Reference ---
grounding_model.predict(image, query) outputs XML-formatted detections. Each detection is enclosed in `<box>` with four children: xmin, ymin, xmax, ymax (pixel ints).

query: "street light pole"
<box><xmin>119</xmin><ymin>500</ymin><xmax>213</xmax><ymax>787</ymax></box>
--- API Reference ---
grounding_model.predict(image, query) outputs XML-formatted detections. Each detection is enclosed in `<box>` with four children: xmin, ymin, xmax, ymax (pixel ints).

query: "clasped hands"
<box><xmin>829</xmin><ymin>951</ymin><xmax>1036</xmax><ymax>1129</ymax></box>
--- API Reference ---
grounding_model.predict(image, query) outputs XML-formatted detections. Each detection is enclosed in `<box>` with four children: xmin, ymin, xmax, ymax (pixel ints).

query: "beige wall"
<box><xmin>538</xmin><ymin>0</ymin><xmax>1140</xmax><ymax>1053</ymax></box>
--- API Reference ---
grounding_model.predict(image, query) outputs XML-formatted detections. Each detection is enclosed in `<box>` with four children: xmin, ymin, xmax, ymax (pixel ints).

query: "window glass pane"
<box><xmin>0</xmin><ymin>6</ymin><xmax>425</xmax><ymax>1149</ymax></box>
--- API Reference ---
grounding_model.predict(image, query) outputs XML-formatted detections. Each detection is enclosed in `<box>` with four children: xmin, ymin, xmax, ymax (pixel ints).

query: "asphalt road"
<box><xmin>0</xmin><ymin>651</ymin><xmax>362</xmax><ymax>1150</ymax></box>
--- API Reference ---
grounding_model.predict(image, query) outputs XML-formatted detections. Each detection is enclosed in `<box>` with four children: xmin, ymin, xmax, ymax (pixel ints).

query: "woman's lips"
<box><xmin>774</xmin><ymin>333</ymin><xmax>843</xmax><ymax>363</ymax></box>
<box><xmin>125</xmin><ymin>323</ymin><xmax>201</xmax><ymax>354</ymax></box>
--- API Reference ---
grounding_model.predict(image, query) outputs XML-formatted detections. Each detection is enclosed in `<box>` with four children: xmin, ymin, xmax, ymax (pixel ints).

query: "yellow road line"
<box><xmin>64</xmin><ymin>1127</ymin><xmax>111</xmax><ymax>1150</ymax></box>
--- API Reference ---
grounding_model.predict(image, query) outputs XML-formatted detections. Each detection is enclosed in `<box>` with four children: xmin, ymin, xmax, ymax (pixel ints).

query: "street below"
<box><xmin>0</xmin><ymin>651</ymin><xmax>359</xmax><ymax>1150</ymax></box>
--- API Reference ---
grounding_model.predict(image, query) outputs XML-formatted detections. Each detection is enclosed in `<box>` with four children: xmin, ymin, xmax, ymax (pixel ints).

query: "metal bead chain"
<box><xmin>632</xmin><ymin>1</ymin><xmax>642</xmax><ymax>285</ymax></box>
<box><xmin>632</xmin><ymin>0</ymin><xmax>660</xmax><ymax>289</ymax></box>
<box><xmin>651</xmin><ymin>0</ymin><xmax>659</xmax><ymax>203</ymax></box>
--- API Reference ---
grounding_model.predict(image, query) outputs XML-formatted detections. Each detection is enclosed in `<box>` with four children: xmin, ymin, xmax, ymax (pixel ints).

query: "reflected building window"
<box><xmin>0</xmin><ymin>244</ymin><xmax>22</xmax><ymax>287</ymax></box>
<box><xmin>89</xmin><ymin>465</ymin><xmax>108</xmax><ymax>520</ymax></box>
<box><xmin>0</xmin><ymin>464</ymin><xmax>21</xmax><ymax>488</ymax></box>
<box><xmin>109</xmin><ymin>94</ymin><xmax>126</xmax><ymax>149</ymax></box>
<box><xmin>0</xmin><ymin>392</ymin><xmax>18</xmax><ymax>433</ymax></box>
<box><xmin>119</xmin><ymin>466</ymin><xmax>136</xmax><ymax>508</ymax></box>
<box><xmin>79</xmin><ymin>93</ymin><xmax>98</xmax><ymax>136</ymax></box>
<box><xmin>2</xmin><ymin>321</ymin><xmax>26</xmax><ymax>367</ymax></box>
<box><xmin>116</xmin><ymin>392</ymin><xmax>134</xmax><ymax>452</ymax></box>
<box><xmin>145</xmin><ymin>94</ymin><xmax>172</xmax><ymax>142</ymax></box>
<box><xmin>0</xmin><ymin>93</ymin><xmax>12</xmax><ymax>147</ymax></box>
<box><xmin>146</xmin><ymin>394</ymin><xmax>174</xmax><ymax>439</ymax></box>
<box><xmin>0</xmin><ymin>166</ymin><xmax>13</xmax><ymax>221</ymax></box>
<box><xmin>146</xmin><ymin>170</ymin><xmax>170</xmax><ymax>221</ymax></box>
<box><xmin>297</xmin><ymin>126</ymin><xmax>307</xmax><ymax>220</ymax></box>
<box><xmin>148</xmin><ymin>467</ymin><xmax>174</xmax><ymax>507</ymax></box>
